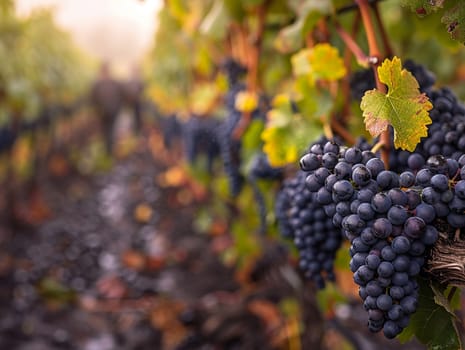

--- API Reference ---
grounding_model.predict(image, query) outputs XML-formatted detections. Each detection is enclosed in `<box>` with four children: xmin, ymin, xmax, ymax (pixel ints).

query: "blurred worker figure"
<box><xmin>124</xmin><ymin>65</ymin><xmax>145</xmax><ymax>135</ymax></box>
<box><xmin>90</xmin><ymin>62</ymin><xmax>123</xmax><ymax>155</ymax></box>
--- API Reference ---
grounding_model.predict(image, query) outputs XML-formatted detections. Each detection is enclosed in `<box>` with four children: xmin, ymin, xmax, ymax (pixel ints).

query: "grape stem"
<box><xmin>334</xmin><ymin>21</ymin><xmax>370</xmax><ymax>67</ymax></box>
<box><xmin>356</xmin><ymin>0</ymin><xmax>390</xmax><ymax>167</ymax></box>
<box><xmin>370</xmin><ymin>140</ymin><xmax>384</xmax><ymax>154</ymax></box>
<box><xmin>447</xmin><ymin>286</ymin><xmax>458</xmax><ymax>303</ymax></box>
<box><xmin>340</xmin><ymin>12</ymin><xmax>362</xmax><ymax>123</ymax></box>
<box><xmin>330</xmin><ymin>118</ymin><xmax>356</xmax><ymax>144</ymax></box>
<box><xmin>323</xmin><ymin>120</ymin><xmax>334</xmax><ymax>140</ymax></box>
<box><xmin>373</xmin><ymin>1</ymin><xmax>394</xmax><ymax>57</ymax></box>
<box><xmin>336</xmin><ymin>0</ymin><xmax>385</xmax><ymax>16</ymax></box>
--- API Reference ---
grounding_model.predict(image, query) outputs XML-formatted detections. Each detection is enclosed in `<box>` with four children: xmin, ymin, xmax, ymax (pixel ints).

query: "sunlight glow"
<box><xmin>16</xmin><ymin>0</ymin><xmax>162</xmax><ymax>73</ymax></box>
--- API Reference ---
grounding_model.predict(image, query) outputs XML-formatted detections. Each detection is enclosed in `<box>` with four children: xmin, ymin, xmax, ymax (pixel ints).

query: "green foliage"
<box><xmin>361</xmin><ymin>57</ymin><xmax>432</xmax><ymax>151</ymax></box>
<box><xmin>398</xmin><ymin>278</ymin><xmax>462</xmax><ymax>350</ymax></box>
<box><xmin>291</xmin><ymin>44</ymin><xmax>346</xmax><ymax>83</ymax></box>
<box><xmin>261</xmin><ymin>94</ymin><xmax>322</xmax><ymax>167</ymax></box>
<box><xmin>401</xmin><ymin>0</ymin><xmax>444</xmax><ymax>15</ymax></box>
<box><xmin>261</xmin><ymin>43</ymin><xmax>346</xmax><ymax>166</ymax></box>
<box><xmin>148</xmin><ymin>2</ymin><xmax>465</xmax><ymax>346</ymax></box>
<box><xmin>316</xmin><ymin>282</ymin><xmax>347</xmax><ymax>315</ymax></box>
<box><xmin>0</xmin><ymin>7</ymin><xmax>92</xmax><ymax>123</ymax></box>
<box><xmin>402</xmin><ymin>0</ymin><xmax>465</xmax><ymax>44</ymax></box>
<box><xmin>274</xmin><ymin>0</ymin><xmax>333</xmax><ymax>53</ymax></box>
<box><xmin>442</xmin><ymin>2</ymin><xmax>465</xmax><ymax>44</ymax></box>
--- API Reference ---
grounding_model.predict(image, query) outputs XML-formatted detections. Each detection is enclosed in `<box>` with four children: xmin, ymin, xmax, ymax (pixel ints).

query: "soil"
<box><xmin>0</xmin><ymin>127</ymin><xmax>426</xmax><ymax>350</ymax></box>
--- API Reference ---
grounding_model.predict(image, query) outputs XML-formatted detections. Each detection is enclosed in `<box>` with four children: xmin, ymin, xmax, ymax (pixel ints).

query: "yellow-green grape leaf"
<box><xmin>235</xmin><ymin>91</ymin><xmax>258</xmax><ymax>113</ymax></box>
<box><xmin>261</xmin><ymin>94</ymin><xmax>322</xmax><ymax>167</ymax></box>
<box><xmin>291</xmin><ymin>44</ymin><xmax>346</xmax><ymax>84</ymax></box>
<box><xmin>360</xmin><ymin>57</ymin><xmax>432</xmax><ymax>151</ymax></box>
<box><xmin>190</xmin><ymin>82</ymin><xmax>219</xmax><ymax>115</ymax></box>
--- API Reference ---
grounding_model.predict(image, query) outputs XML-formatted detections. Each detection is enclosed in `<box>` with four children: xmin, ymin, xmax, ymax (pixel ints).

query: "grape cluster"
<box><xmin>161</xmin><ymin>113</ymin><xmax>182</xmax><ymax>149</ymax></box>
<box><xmin>0</xmin><ymin>126</ymin><xmax>16</xmax><ymax>154</ymax></box>
<box><xmin>218</xmin><ymin>58</ymin><xmax>269</xmax><ymax>197</ymax></box>
<box><xmin>248</xmin><ymin>153</ymin><xmax>283</xmax><ymax>234</ymax></box>
<box><xmin>275</xmin><ymin>137</ymin><xmax>345</xmax><ymax>287</ymax></box>
<box><xmin>218</xmin><ymin>59</ymin><xmax>248</xmax><ymax>196</ymax></box>
<box><xmin>281</xmin><ymin>171</ymin><xmax>343</xmax><ymax>288</ymax></box>
<box><xmin>182</xmin><ymin>115</ymin><xmax>222</xmax><ymax>174</ymax></box>
<box><xmin>221</xmin><ymin>58</ymin><xmax>247</xmax><ymax>86</ymax></box>
<box><xmin>415</xmin><ymin>87</ymin><xmax>465</xmax><ymax>160</ymax></box>
<box><xmin>274</xmin><ymin>59</ymin><xmax>465</xmax><ymax>339</ymax></box>
<box><xmin>299</xmin><ymin>138</ymin><xmax>465</xmax><ymax>337</ymax></box>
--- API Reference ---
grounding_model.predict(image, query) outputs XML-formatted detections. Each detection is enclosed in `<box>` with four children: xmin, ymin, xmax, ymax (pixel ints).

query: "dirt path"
<box><xmin>0</xmin><ymin>134</ymin><xmax>426</xmax><ymax>350</ymax></box>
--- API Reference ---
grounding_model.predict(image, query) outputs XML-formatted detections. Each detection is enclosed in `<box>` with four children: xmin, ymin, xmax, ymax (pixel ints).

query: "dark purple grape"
<box><xmin>403</xmin><ymin>217</ymin><xmax>426</xmax><ymax>239</ymax></box>
<box><xmin>391</xmin><ymin>236</ymin><xmax>411</xmax><ymax>254</ymax></box>
<box><xmin>371</xmin><ymin>193</ymin><xmax>392</xmax><ymax>214</ymax></box>
<box><xmin>366</xmin><ymin>158</ymin><xmax>385</xmax><ymax>178</ymax></box>
<box><xmin>400</xmin><ymin>296</ymin><xmax>418</xmax><ymax>314</ymax></box>
<box><xmin>378</xmin><ymin>261</ymin><xmax>395</xmax><ymax>278</ymax></box>
<box><xmin>387</xmin><ymin>205</ymin><xmax>408</xmax><ymax>225</ymax></box>
<box><xmin>383</xmin><ymin>320</ymin><xmax>401</xmax><ymax>339</ymax></box>
<box><xmin>373</xmin><ymin>218</ymin><xmax>393</xmax><ymax>238</ymax></box>
<box><xmin>358</xmin><ymin>202</ymin><xmax>375</xmax><ymax>221</ymax></box>
<box><xmin>352</xmin><ymin>165</ymin><xmax>372</xmax><ymax>186</ymax></box>
<box><xmin>345</xmin><ymin>147</ymin><xmax>363</xmax><ymax>163</ymax></box>
<box><xmin>393</xmin><ymin>255</ymin><xmax>410</xmax><ymax>272</ymax></box>
<box><xmin>415</xmin><ymin>203</ymin><xmax>435</xmax><ymax>224</ymax></box>
<box><xmin>377</xmin><ymin>294</ymin><xmax>393</xmax><ymax>311</ymax></box>
<box><xmin>421</xmin><ymin>226</ymin><xmax>439</xmax><ymax>245</ymax></box>
<box><xmin>322</xmin><ymin>152</ymin><xmax>338</xmax><ymax>170</ymax></box>
<box><xmin>300</xmin><ymin>153</ymin><xmax>320</xmax><ymax>171</ymax></box>
<box><xmin>392</xmin><ymin>272</ymin><xmax>409</xmax><ymax>286</ymax></box>
<box><xmin>416</xmin><ymin>169</ymin><xmax>433</xmax><ymax>186</ymax></box>
<box><xmin>455</xmin><ymin>180</ymin><xmax>465</xmax><ymax>199</ymax></box>
<box><xmin>388</xmin><ymin>188</ymin><xmax>408</xmax><ymax>206</ymax></box>
<box><xmin>431</xmin><ymin>174</ymin><xmax>449</xmax><ymax>192</ymax></box>
<box><xmin>381</xmin><ymin>246</ymin><xmax>396</xmax><ymax>261</ymax></box>
<box><xmin>366</xmin><ymin>254</ymin><xmax>381</xmax><ymax>270</ymax></box>
<box><xmin>333</xmin><ymin>180</ymin><xmax>354</xmax><ymax>201</ymax></box>
<box><xmin>408</xmin><ymin>153</ymin><xmax>425</xmax><ymax>170</ymax></box>
<box><xmin>388</xmin><ymin>304</ymin><xmax>404</xmax><ymax>321</ymax></box>
<box><xmin>389</xmin><ymin>286</ymin><xmax>405</xmax><ymax>300</ymax></box>
<box><xmin>399</xmin><ymin>171</ymin><xmax>415</xmax><ymax>188</ymax></box>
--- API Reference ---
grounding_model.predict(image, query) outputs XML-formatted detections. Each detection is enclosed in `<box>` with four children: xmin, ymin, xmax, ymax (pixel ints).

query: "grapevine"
<box><xmin>5</xmin><ymin>0</ymin><xmax>465</xmax><ymax>348</ymax></box>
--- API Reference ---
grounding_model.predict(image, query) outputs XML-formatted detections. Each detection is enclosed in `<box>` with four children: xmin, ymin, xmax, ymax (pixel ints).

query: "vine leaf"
<box><xmin>274</xmin><ymin>0</ymin><xmax>332</xmax><ymax>53</ymax></box>
<box><xmin>402</xmin><ymin>0</ymin><xmax>465</xmax><ymax>43</ymax></box>
<box><xmin>401</xmin><ymin>0</ymin><xmax>444</xmax><ymax>15</ymax></box>
<box><xmin>261</xmin><ymin>94</ymin><xmax>322</xmax><ymax>167</ymax></box>
<box><xmin>291</xmin><ymin>44</ymin><xmax>346</xmax><ymax>84</ymax></box>
<box><xmin>398</xmin><ymin>278</ymin><xmax>462</xmax><ymax>350</ymax></box>
<box><xmin>235</xmin><ymin>91</ymin><xmax>259</xmax><ymax>113</ymax></box>
<box><xmin>360</xmin><ymin>57</ymin><xmax>432</xmax><ymax>151</ymax></box>
<box><xmin>442</xmin><ymin>2</ymin><xmax>465</xmax><ymax>43</ymax></box>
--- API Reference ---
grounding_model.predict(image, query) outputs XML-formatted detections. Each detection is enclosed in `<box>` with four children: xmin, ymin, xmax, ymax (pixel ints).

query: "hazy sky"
<box><xmin>16</xmin><ymin>0</ymin><xmax>163</xmax><ymax>73</ymax></box>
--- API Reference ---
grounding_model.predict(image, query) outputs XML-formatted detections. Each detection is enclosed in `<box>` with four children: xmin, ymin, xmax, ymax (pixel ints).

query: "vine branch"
<box><xmin>233</xmin><ymin>1</ymin><xmax>270</xmax><ymax>140</ymax></box>
<box><xmin>373</xmin><ymin>2</ymin><xmax>394</xmax><ymax>57</ymax></box>
<box><xmin>334</xmin><ymin>21</ymin><xmax>370</xmax><ymax>67</ymax></box>
<box><xmin>356</xmin><ymin>0</ymin><xmax>390</xmax><ymax>166</ymax></box>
